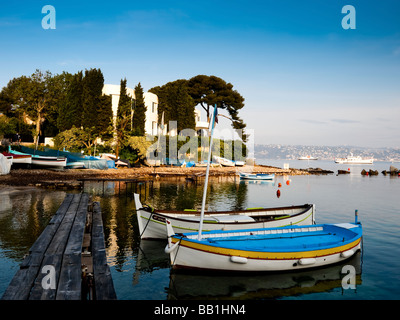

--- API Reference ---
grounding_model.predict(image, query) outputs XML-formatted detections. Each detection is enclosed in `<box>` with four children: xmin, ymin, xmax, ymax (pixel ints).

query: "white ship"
<box><xmin>334</xmin><ymin>153</ymin><xmax>374</xmax><ymax>164</ymax></box>
<box><xmin>298</xmin><ymin>156</ymin><xmax>318</xmax><ymax>160</ymax></box>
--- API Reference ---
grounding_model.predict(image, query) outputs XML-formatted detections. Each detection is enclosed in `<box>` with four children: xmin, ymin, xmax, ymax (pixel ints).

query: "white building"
<box><xmin>102</xmin><ymin>84</ymin><xmax>159</xmax><ymax>136</ymax></box>
<box><xmin>143</xmin><ymin>92</ymin><xmax>158</xmax><ymax>136</ymax></box>
<box><xmin>102</xmin><ymin>84</ymin><xmax>209</xmax><ymax>137</ymax></box>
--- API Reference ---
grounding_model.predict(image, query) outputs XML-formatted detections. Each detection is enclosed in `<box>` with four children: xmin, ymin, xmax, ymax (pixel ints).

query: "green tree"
<box><xmin>115</xmin><ymin>78</ymin><xmax>133</xmax><ymax>157</ymax></box>
<box><xmin>54</xmin><ymin>126</ymin><xmax>99</xmax><ymax>155</ymax></box>
<box><xmin>187</xmin><ymin>75</ymin><xmax>246</xmax><ymax>140</ymax></box>
<box><xmin>8</xmin><ymin>70</ymin><xmax>60</xmax><ymax>145</ymax></box>
<box><xmin>150</xmin><ymin>79</ymin><xmax>195</xmax><ymax>133</ymax></box>
<box><xmin>81</xmin><ymin>68</ymin><xmax>112</xmax><ymax>138</ymax></box>
<box><xmin>117</xmin><ymin>78</ymin><xmax>132</xmax><ymax>119</ymax></box>
<box><xmin>82</xmin><ymin>68</ymin><xmax>104</xmax><ymax>129</ymax></box>
<box><xmin>131</xmin><ymin>82</ymin><xmax>146</xmax><ymax>136</ymax></box>
<box><xmin>57</xmin><ymin>71</ymin><xmax>83</xmax><ymax>131</ymax></box>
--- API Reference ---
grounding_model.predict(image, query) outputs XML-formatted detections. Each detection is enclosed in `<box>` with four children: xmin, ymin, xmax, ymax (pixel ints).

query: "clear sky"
<box><xmin>0</xmin><ymin>1</ymin><xmax>399</xmax><ymax>148</ymax></box>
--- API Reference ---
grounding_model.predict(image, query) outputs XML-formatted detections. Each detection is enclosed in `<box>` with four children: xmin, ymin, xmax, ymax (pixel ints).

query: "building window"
<box><xmin>152</xmin><ymin>102</ymin><xmax>157</xmax><ymax>113</ymax></box>
<box><xmin>152</xmin><ymin>121</ymin><xmax>157</xmax><ymax>135</ymax></box>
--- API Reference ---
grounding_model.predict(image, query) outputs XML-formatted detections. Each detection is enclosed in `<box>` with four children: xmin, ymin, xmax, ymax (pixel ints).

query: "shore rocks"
<box><xmin>305</xmin><ymin>167</ymin><xmax>334</xmax><ymax>175</ymax></box>
<box><xmin>361</xmin><ymin>169</ymin><xmax>379</xmax><ymax>176</ymax></box>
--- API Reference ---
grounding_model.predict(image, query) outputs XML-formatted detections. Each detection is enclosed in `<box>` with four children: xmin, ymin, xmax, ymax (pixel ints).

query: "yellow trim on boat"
<box><xmin>172</xmin><ymin>237</ymin><xmax>361</xmax><ymax>260</ymax></box>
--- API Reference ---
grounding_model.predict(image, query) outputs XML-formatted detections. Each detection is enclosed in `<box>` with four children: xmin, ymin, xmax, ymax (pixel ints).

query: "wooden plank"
<box><xmin>56</xmin><ymin>193</ymin><xmax>89</xmax><ymax>300</ymax></box>
<box><xmin>28</xmin><ymin>193</ymin><xmax>82</xmax><ymax>300</ymax></box>
<box><xmin>92</xmin><ymin>201</ymin><xmax>117</xmax><ymax>300</ymax></box>
<box><xmin>1</xmin><ymin>194</ymin><xmax>74</xmax><ymax>300</ymax></box>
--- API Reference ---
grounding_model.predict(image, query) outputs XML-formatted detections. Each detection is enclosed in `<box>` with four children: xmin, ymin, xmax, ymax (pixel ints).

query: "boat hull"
<box><xmin>31</xmin><ymin>156</ymin><xmax>67</xmax><ymax>168</ymax></box>
<box><xmin>239</xmin><ymin>172</ymin><xmax>275</xmax><ymax>180</ymax></box>
<box><xmin>134</xmin><ymin>194</ymin><xmax>315</xmax><ymax>239</ymax></box>
<box><xmin>335</xmin><ymin>159</ymin><xmax>374</xmax><ymax>164</ymax></box>
<box><xmin>167</xmin><ymin>223</ymin><xmax>362</xmax><ymax>272</ymax></box>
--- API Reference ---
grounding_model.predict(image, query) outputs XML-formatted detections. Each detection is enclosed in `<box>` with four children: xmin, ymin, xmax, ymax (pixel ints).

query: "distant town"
<box><xmin>254</xmin><ymin>144</ymin><xmax>400</xmax><ymax>162</ymax></box>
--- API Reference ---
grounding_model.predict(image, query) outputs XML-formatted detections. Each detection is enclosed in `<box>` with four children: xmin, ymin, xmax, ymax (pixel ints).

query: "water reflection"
<box><xmin>144</xmin><ymin>178</ymin><xmax>249</xmax><ymax>211</ymax></box>
<box><xmin>133</xmin><ymin>239</ymin><xmax>363</xmax><ymax>300</ymax></box>
<box><xmin>0</xmin><ymin>187</ymin><xmax>66</xmax><ymax>261</ymax></box>
<box><xmin>168</xmin><ymin>252</ymin><xmax>362</xmax><ymax>300</ymax></box>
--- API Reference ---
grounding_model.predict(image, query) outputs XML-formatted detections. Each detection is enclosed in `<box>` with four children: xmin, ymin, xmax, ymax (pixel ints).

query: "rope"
<box><xmin>139</xmin><ymin>207</ymin><xmax>153</xmax><ymax>238</ymax></box>
<box><xmin>172</xmin><ymin>236</ymin><xmax>184</xmax><ymax>267</ymax></box>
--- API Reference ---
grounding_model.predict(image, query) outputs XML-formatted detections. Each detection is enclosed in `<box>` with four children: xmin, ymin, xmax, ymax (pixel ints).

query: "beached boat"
<box><xmin>238</xmin><ymin>172</ymin><xmax>275</xmax><ymax>180</ymax></box>
<box><xmin>134</xmin><ymin>194</ymin><xmax>315</xmax><ymax>239</ymax></box>
<box><xmin>8</xmin><ymin>148</ymin><xmax>66</xmax><ymax>168</ymax></box>
<box><xmin>65</xmin><ymin>161</ymin><xmax>85</xmax><ymax>169</ymax></box>
<box><xmin>165</xmin><ymin>215</ymin><xmax>362</xmax><ymax>272</ymax></box>
<box><xmin>0</xmin><ymin>154</ymin><xmax>12</xmax><ymax>175</ymax></box>
<box><xmin>335</xmin><ymin>153</ymin><xmax>373</xmax><ymax>164</ymax></box>
<box><xmin>213</xmin><ymin>156</ymin><xmax>235</xmax><ymax>167</ymax></box>
<box><xmin>234</xmin><ymin>160</ymin><xmax>245</xmax><ymax>166</ymax></box>
<box><xmin>1</xmin><ymin>152</ymin><xmax>32</xmax><ymax>165</ymax></box>
<box><xmin>31</xmin><ymin>155</ymin><xmax>67</xmax><ymax>168</ymax></box>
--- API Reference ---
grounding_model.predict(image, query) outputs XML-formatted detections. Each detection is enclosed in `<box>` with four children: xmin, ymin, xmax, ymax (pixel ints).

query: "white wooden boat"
<box><xmin>2</xmin><ymin>152</ymin><xmax>32</xmax><ymax>165</ymax></box>
<box><xmin>7</xmin><ymin>149</ymin><xmax>66</xmax><ymax>168</ymax></box>
<box><xmin>31</xmin><ymin>155</ymin><xmax>67</xmax><ymax>168</ymax></box>
<box><xmin>165</xmin><ymin>217</ymin><xmax>363</xmax><ymax>272</ymax></box>
<box><xmin>238</xmin><ymin>172</ymin><xmax>275</xmax><ymax>180</ymax></box>
<box><xmin>65</xmin><ymin>161</ymin><xmax>85</xmax><ymax>169</ymax></box>
<box><xmin>163</xmin><ymin>105</ymin><xmax>363</xmax><ymax>273</ymax></box>
<box><xmin>213</xmin><ymin>156</ymin><xmax>235</xmax><ymax>167</ymax></box>
<box><xmin>0</xmin><ymin>154</ymin><xmax>12</xmax><ymax>175</ymax></box>
<box><xmin>335</xmin><ymin>153</ymin><xmax>373</xmax><ymax>164</ymax></box>
<box><xmin>134</xmin><ymin>194</ymin><xmax>315</xmax><ymax>239</ymax></box>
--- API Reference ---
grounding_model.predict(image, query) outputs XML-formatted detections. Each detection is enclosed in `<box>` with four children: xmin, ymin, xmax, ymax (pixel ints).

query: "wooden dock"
<box><xmin>1</xmin><ymin>193</ymin><xmax>116</xmax><ymax>300</ymax></box>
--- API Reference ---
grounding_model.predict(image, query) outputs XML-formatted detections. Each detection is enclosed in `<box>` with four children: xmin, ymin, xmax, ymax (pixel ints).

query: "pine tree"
<box><xmin>132</xmin><ymin>82</ymin><xmax>146</xmax><ymax>136</ymax></box>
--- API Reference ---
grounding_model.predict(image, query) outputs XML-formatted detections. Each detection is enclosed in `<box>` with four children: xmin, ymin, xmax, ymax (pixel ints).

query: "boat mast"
<box><xmin>198</xmin><ymin>105</ymin><xmax>218</xmax><ymax>240</ymax></box>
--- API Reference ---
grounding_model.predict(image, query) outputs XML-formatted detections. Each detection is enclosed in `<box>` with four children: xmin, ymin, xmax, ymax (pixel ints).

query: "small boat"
<box><xmin>298</xmin><ymin>156</ymin><xmax>318</xmax><ymax>160</ymax></box>
<box><xmin>134</xmin><ymin>194</ymin><xmax>315</xmax><ymax>239</ymax></box>
<box><xmin>238</xmin><ymin>172</ymin><xmax>275</xmax><ymax>180</ymax></box>
<box><xmin>65</xmin><ymin>161</ymin><xmax>85</xmax><ymax>169</ymax></box>
<box><xmin>234</xmin><ymin>160</ymin><xmax>245</xmax><ymax>166</ymax></box>
<box><xmin>213</xmin><ymin>156</ymin><xmax>235</xmax><ymax>167</ymax></box>
<box><xmin>163</xmin><ymin>105</ymin><xmax>361</xmax><ymax>273</ymax></box>
<box><xmin>0</xmin><ymin>154</ymin><xmax>12</xmax><ymax>175</ymax></box>
<box><xmin>7</xmin><ymin>148</ymin><xmax>66</xmax><ymax>168</ymax></box>
<box><xmin>335</xmin><ymin>153</ymin><xmax>373</xmax><ymax>164</ymax></box>
<box><xmin>1</xmin><ymin>152</ymin><xmax>32</xmax><ymax>165</ymax></box>
<box><xmin>31</xmin><ymin>155</ymin><xmax>67</xmax><ymax>168</ymax></box>
<box><xmin>165</xmin><ymin>214</ymin><xmax>362</xmax><ymax>272</ymax></box>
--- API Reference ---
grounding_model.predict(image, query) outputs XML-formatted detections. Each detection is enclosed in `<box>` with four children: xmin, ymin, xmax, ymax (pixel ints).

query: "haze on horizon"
<box><xmin>0</xmin><ymin>1</ymin><xmax>399</xmax><ymax>148</ymax></box>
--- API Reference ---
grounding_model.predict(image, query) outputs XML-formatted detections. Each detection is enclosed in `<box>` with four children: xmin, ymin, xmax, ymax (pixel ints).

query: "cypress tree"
<box><xmin>58</xmin><ymin>71</ymin><xmax>83</xmax><ymax>131</ymax></box>
<box><xmin>97</xmin><ymin>94</ymin><xmax>113</xmax><ymax>137</ymax></box>
<box><xmin>117</xmin><ymin>78</ymin><xmax>131</xmax><ymax>118</ymax></box>
<box><xmin>82</xmin><ymin>68</ymin><xmax>104</xmax><ymax>130</ymax></box>
<box><xmin>132</xmin><ymin>82</ymin><xmax>146</xmax><ymax>136</ymax></box>
<box><xmin>81</xmin><ymin>68</ymin><xmax>111</xmax><ymax>137</ymax></box>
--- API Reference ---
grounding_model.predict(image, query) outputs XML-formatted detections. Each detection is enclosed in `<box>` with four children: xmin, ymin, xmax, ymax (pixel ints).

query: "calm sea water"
<box><xmin>0</xmin><ymin>159</ymin><xmax>399</xmax><ymax>300</ymax></box>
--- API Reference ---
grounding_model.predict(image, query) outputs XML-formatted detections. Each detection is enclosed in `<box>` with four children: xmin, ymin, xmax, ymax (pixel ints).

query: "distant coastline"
<box><xmin>254</xmin><ymin>144</ymin><xmax>400</xmax><ymax>162</ymax></box>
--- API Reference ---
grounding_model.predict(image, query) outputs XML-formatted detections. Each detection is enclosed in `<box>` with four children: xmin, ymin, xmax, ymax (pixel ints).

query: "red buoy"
<box><xmin>278</xmin><ymin>183</ymin><xmax>282</xmax><ymax>188</ymax></box>
<box><xmin>286</xmin><ymin>180</ymin><xmax>290</xmax><ymax>185</ymax></box>
<box><xmin>276</xmin><ymin>189</ymin><xmax>281</xmax><ymax>198</ymax></box>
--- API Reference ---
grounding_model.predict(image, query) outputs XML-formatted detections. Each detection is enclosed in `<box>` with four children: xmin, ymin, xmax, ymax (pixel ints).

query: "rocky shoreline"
<box><xmin>0</xmin><ymin>164</ymin><xmax>318</xmax><ymax>190</ymax></box>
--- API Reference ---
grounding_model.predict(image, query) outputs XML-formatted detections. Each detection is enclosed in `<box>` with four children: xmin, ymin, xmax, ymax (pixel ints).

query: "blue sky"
<box><xmin>0</xmin><ymin>1</ymin><xmax>399</xmax><ymax>147</ymax></box>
